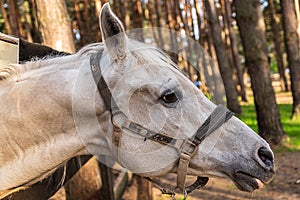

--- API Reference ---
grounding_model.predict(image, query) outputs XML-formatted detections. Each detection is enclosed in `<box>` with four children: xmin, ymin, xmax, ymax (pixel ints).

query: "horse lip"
<box><xmin>231</xmin><ymin>171</ymin><xmax>267</xmax><ymax>192</ymax></box>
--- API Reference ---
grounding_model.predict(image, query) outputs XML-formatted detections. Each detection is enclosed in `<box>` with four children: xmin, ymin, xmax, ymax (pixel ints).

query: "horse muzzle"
<box><xmin>231</xmin><ymin>146</ymin><xmax>275</xmax><ymax>192</ymax></box>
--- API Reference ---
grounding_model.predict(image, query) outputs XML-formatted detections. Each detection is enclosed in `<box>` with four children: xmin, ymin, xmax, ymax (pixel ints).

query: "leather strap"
<box><xmin>90</xmin><ymin>50</ymin><xmax>119</xmax><ymax>114</ymax></box>
<box><xmin>90</xmin><ymin>50</ymin><xmax>123</xmax><ymax>160</ymax></box>
<box><xmin>193</xmin><ymin>105</ymin><xmax>234</xmax><ymax>145</ymax></box>
<box><xmin>185</xmin><ymin>176</ymin><xmax>209</xmax><ymax>193</ymax></box>
<box><xmin>176</xmin><ymin>153</ymin><xmax>191</xmax><ymax>191</ymax></box>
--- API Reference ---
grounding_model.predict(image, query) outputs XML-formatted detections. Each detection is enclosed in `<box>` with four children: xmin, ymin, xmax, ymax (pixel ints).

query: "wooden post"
<box><xmin>0</xmin><ymin>33</ymin><xmax>19</xmax><ymax>67</ymax></box>
<box><xmin>90</xmin><ymin>156</ymin><xmax>115</xmax><ymax>200</ymax></box>
<box><xmin>65</xmin><ymin>157</ymin><xmax>102</xmax><ymax>200</ymax></box>
<box><xmin>98</xmin><ymin>163</ymin><xmax>115</xmax><ymax>199</ymax></box>
<box><xmin>137</xmin><ymin>176</ymin><xmax>152</xmax><ymax>200</ymax></box>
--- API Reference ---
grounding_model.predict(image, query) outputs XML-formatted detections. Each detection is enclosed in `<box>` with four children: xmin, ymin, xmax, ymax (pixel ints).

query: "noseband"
<box><xmin>90</xmin><ymin>50</ymin><xmax>234</xmax><ymax>197</ymax></box>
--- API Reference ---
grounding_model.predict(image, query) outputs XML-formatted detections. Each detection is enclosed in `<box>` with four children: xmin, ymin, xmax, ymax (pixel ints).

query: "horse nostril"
<box><xmin>258</xmin><ymin>147</ymin><xmax>274</xmax><ymax>168</ymax></box>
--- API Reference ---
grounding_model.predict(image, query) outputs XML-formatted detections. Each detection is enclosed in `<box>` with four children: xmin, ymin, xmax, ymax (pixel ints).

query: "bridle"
<box><xmin>90</xmin><ymin>50</ymin><xmax>234</xmax><ymax>198</ymax></box>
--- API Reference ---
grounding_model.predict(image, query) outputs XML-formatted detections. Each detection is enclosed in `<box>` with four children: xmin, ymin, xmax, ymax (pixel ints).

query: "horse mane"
<box><xmin>0</xmin><ymin>65</ymin><xmax>17</xmax><ymax>81</ymax></box>
<box><xmin>0</xmin><ymin>43</ymin><xmax>104</xmax><ymax>82</ymax></box>
<box><xmin>0</xmin><ymin>39</ymin><xmax>182</xmax><ymax>82</ymax></box>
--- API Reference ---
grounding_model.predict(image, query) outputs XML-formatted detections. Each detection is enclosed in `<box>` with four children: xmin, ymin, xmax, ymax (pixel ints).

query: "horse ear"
<box><xmin>100</xmin><ymin>3</ymin><xmax>126</xmax><ymax>61</ymax></box>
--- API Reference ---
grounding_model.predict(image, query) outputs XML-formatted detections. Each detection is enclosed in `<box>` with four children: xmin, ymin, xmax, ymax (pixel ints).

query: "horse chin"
<box><xmin>231</xmin><ymin>172</ymin><xmax>265</xmax><ymax>192</ymax></box>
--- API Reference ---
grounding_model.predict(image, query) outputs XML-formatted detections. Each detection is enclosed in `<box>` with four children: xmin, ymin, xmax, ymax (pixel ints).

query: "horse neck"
<box><xmin>0</xmin><ymin>54</ymin><xmax>110</xmax><ymax>190</ymax></box>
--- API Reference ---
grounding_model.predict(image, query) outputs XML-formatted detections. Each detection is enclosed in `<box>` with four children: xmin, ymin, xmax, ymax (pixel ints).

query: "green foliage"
<box><xmin>158</xmin><ymin>194</ymin><xmax>185</xmax><ymax>200</ymax></box>
<box><xmin>269</xmin><ymin>54</ymin><xmax>278</xmax><ymax>73</ymax></box>
<box><xmin>0</xmin><ymin>9</ymin><xmax>4</xmax><ymax>33</ymax></box>
<box><xmin>237</xmin><ymin>101</ymin><xmax>300</xmax><ymax>151</ymax></box>
<box><xmin>278</xmin><ymin>104</ymin><xmax>300</xmax><ymax>150</ymax></box>
<box><xmin>237</xmin><ymin>104</ymin><xmax>258</xmax><ymax>132</ymax></box>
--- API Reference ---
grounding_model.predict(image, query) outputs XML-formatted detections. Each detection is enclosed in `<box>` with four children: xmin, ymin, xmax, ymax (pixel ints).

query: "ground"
<box><xmin>122</xmin><ymin>152</ymin><xmax>300</xmax><ymax>200</ymax></box>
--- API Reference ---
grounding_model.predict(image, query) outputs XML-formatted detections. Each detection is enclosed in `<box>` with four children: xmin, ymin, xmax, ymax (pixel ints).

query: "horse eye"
<box><xmin>161</xmin><ymin>90</ymin><xmax>178</xmax><ymax>104</ymax></box>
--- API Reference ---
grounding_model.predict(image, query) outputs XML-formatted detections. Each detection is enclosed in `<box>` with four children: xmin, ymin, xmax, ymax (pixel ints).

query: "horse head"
<box><xmin>85</xmin><ymin>3</ymin><xmax>275</xmax><ymax>193</ymax></box>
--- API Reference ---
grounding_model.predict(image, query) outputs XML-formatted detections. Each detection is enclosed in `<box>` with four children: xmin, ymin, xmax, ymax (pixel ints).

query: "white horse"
<box><xmin>0</xmin><ymin>3</ymin><xmax>274</xmax><ymax>198</ymax></box>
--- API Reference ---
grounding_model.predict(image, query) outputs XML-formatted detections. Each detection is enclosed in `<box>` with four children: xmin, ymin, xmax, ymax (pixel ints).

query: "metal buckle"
<box><xmin>112</xmin><ymin>110</ymin><xmax>126</xmax><ymax>127</ymax></box>
<box><xmin>180</xmin><ymin>140</ymin><xmax>198</xmax><ymax>157</ymax></box>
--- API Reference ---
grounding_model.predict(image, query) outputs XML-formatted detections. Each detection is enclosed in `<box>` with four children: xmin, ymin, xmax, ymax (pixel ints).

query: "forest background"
<box><xmin>1</xmin><ymin>0</ymin><xmax>300</xmax><ymax>199</ymax></box>
<box><xmin>1</xmin><ymin>0</ymin><xmax>300</xmax><ymax>151</ymax></box>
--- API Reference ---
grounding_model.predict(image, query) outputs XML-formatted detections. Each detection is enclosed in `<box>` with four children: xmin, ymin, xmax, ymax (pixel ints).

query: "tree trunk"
<box><xmin>205</xmin><ymin>0</ymin><xmax>241</xmax><ymax>114</ymax></box>
<box><xmin>154</xmin><ymin>0</ymin><xmax>164</xmax><ymax>48</ymax></box>
<box><xmin>114</xmin><ymin>0</ymin><xmax>127</xmax><ymax>29</ymax></box>
<box><xmin>7</xmin><ymin>0</ymin><xmax>24</xmax><ymax>37</ymax></box>
<box><xmin>73</xmin><ymin>0</ymin><xmax>86</xmax><ymax>44</ymax></box>
<box><xmin>193</xmin><ymin>0</ymin><xmax>205</xmax><ymax>86</ymax></box>
<box><xmin>224</xmin><ymin>0</ymin><xmax>247</xmax><ymax>102</ymax></box>
<box><xmin>268</xmin><ymin>0</ymin><xmax>289</xmax><ymax>92</ymax></box>
<box><xmin>0</xmin><ymin>0</ymin><xmax>12</xmax><ymax>35</ymax></box>
<box><xmin>28</xmin><ymin>0</ymin><xmax>42</xmax><ymax>43</ymax></box>
<box><xmin>94</xmin><ymin>0</ymin><xmax>102</xmax><ymax>17</ymax></box>
<box><xmin>136</xmin><ymin>177</ymin><xmax>152</xmax><ymax>200</ymax></box>
<box><xmin>221</xmin><ymin>0</ymin><xmax>235</xmax><ymax>75</ymax></box>
<box><xmin>64</xmin><ymin>158</ymin><xmax>102</xmax><ymax>200</ymax></box>
<box><xmin>95</xmin><ymin>1</ymin><xmax>104</xmax><ymax>42</ymax></box>
<box><xmin>177</xmin><ymin>0</ymin><xmax>193</xmax><ymax>78</ymax></box>
<box><xmin>234</xmin><ymin>0</ymin><xmax>286</xmax><ymax>145</ymax></box>
<box><xmin>83</xmin><ymin>0</ymin><xmax>94</xmax><ymax>44</ymax></box>
<box><xmin>281</xmin><ymin>0</ymin><xmax>300</xmax><ymax>118</ymax></box>
<box><xmin>35</xmin><ymin>0</ymin><xmax>75</xmax><ymax>53</ymax></box>
<box><xmin>147</xmin><ymin>0</ymin><xmax>159</xmax><ymax>45</ymax></box>
<box><xmin>19</xmin><ymin>0</ymin><xmax>33</xmax><ymax>42</ymax></box>
<box><xmin>197</xmin><ymin>1</ymin><xmax>226</xmax><ymax>105</ymax></box>
<box><xmin>120</xmin><ymin>0</ymin><xmax>130</xmax><ymax>30</ymax></box>
<box><xmin>128</xmin><ymin>0</ymin><xmax>144</xmax><ymax>42</ymax></box>
<box><xmin>188</xmin><ymin>1</ymin><xmax>198</xmax><ymax>79</ymax></box>
<box><xmin>163</xmin><ymin>0</ymin><xmax>178</xmax><ymax>64</ymax></box>
<box><xmin>193</xmin><ymin>0</ymin><xmax>210</xmax><ymax>94</ymax></box>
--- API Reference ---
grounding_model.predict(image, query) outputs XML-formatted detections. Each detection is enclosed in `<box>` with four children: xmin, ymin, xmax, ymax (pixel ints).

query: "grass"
<box><xmin>237</xmin><ymin>99</ymin><xmax>300</xmax><ymax>151</ymax></box>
